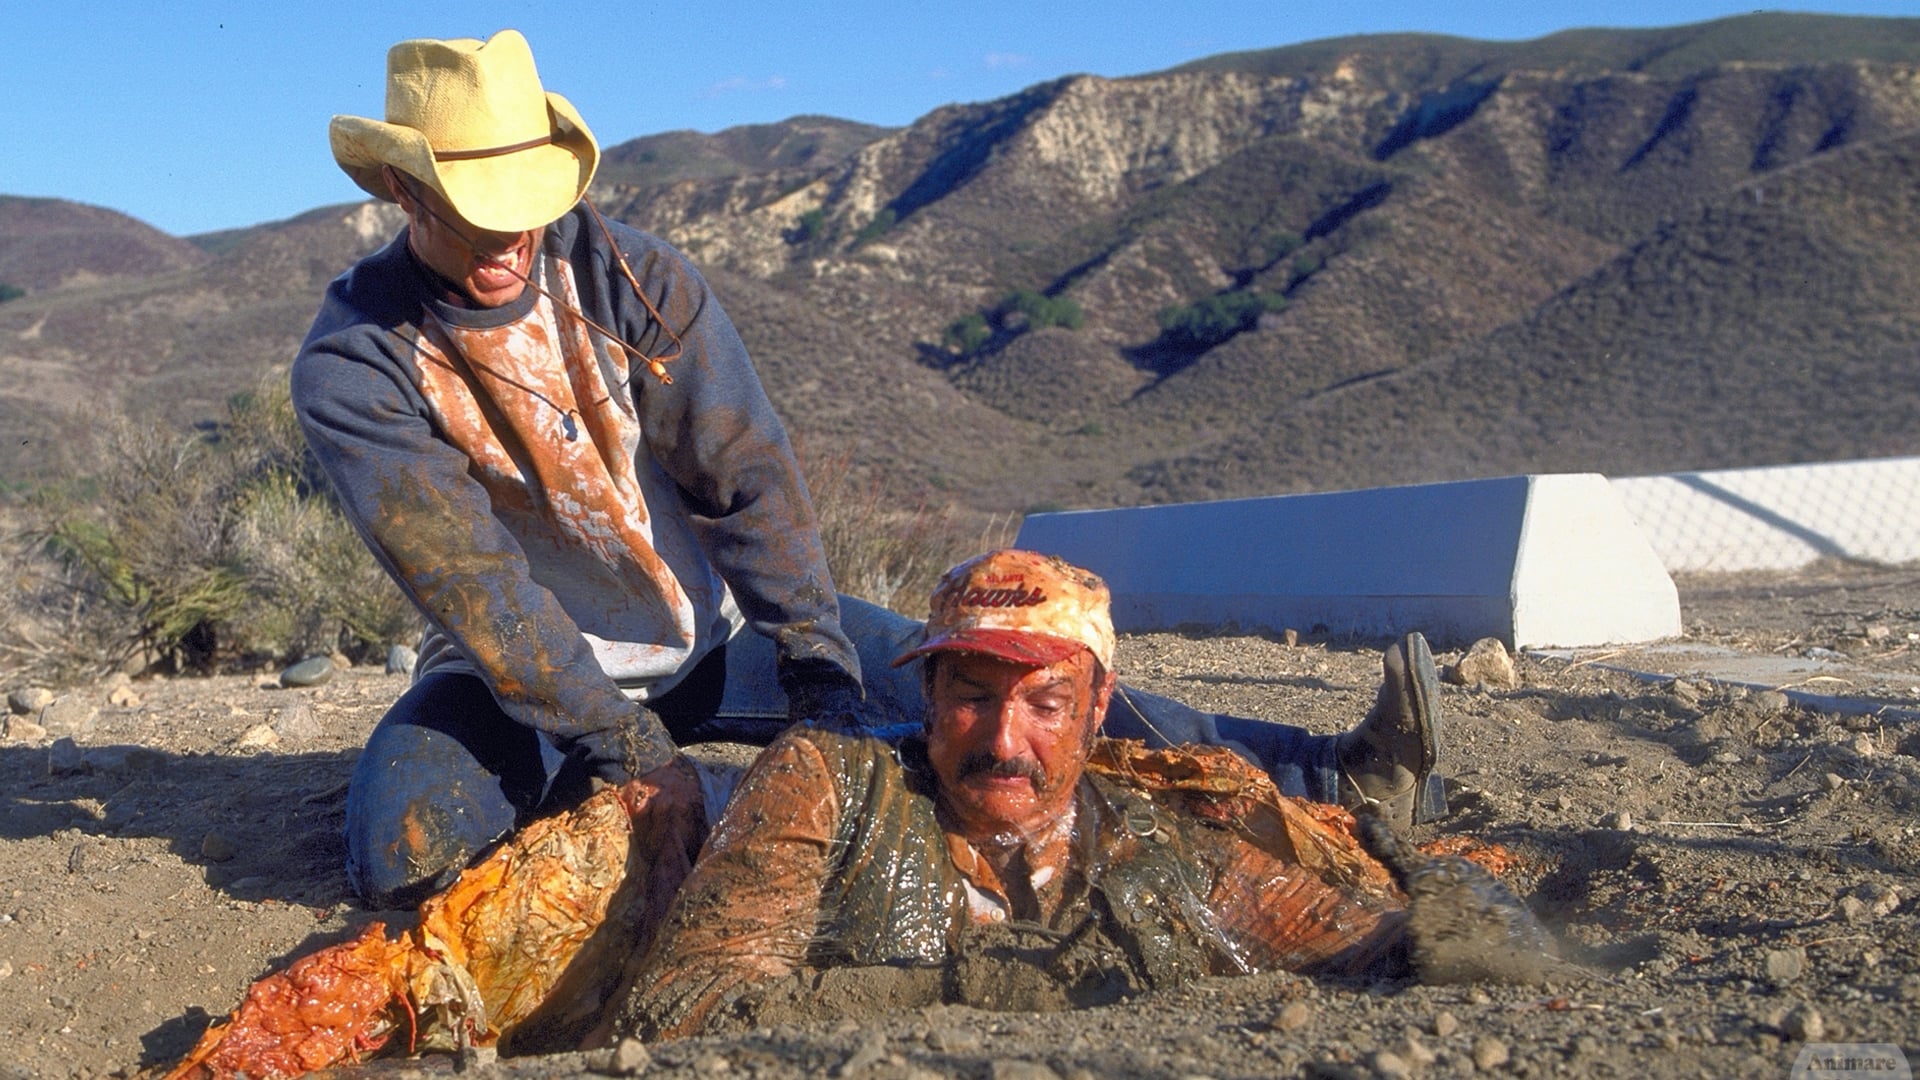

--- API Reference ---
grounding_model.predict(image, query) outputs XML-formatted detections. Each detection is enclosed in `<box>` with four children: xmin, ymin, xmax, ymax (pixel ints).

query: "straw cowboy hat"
<box><xmin>330</xmin><ymin>29</ymin><xmax>599</xmax><ymax>233</ymax></box>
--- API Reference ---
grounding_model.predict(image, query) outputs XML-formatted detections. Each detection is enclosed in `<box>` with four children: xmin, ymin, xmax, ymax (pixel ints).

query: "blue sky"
<box><xmin>7</xmin><ymin>1</ymin><xmax>1914</xmax><ymax>236</ymax></box>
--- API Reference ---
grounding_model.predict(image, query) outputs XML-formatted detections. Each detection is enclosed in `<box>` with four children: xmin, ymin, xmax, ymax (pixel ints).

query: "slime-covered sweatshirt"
<box><xmin>291</xmin><ymin>205</ymin><xmax>856</xmax><ymax>781</ymax></box>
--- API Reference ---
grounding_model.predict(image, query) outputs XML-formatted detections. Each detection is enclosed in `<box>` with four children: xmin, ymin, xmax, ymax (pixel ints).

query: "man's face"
<box><xmin>925</xmin><ymin>649</ymin><xmax>1113</xmax><ymax>842</ymax></box>
<box><xmin>386</xmin><ymin>168</ymin><xmax>543</xmax><ymax>308</ymax></box>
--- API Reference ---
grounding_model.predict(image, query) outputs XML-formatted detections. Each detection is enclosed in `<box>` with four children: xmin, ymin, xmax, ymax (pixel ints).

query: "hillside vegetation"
<box><xmin>2</xmin><ymin>12</ymin><xmax>1918</xmax><ymax>513</ymax></box>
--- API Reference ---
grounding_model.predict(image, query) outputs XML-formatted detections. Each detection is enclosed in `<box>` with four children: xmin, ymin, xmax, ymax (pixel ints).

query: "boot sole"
<box><xmin>1403</xmin><ymin>632</ymin><xmax>1449</xmax><ymax>824</ymax></box>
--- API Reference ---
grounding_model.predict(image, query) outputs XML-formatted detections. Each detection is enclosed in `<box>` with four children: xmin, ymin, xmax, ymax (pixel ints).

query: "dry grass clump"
<box><xmin>802</xmin><ymin>447</ymin><xmax>1015</xmax><ymax>619</ymax></box>
<box><xmin>1</xmin><ymin>372</ymin><xmax>418</xmax><ymax>684</ymax></box>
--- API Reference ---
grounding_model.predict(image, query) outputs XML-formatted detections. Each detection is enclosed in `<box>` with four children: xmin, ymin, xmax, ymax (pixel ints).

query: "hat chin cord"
<box><xmin>396</xmin><ymin>174</ymin><xmax>681</xmax><ymax>387</ymax></box>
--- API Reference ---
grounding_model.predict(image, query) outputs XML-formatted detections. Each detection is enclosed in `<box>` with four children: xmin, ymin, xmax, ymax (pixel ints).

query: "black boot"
<box><xmin>1337</xmin><ymin>632</ymin><xmax>1445</xmax><ymax>833</ymax></box>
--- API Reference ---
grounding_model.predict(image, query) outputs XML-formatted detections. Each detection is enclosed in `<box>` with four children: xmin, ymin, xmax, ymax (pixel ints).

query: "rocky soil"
<box><xmin>3</xmin><ymin>560</ymin><xmax>1919</xmax><ymax>1079</ymax></box>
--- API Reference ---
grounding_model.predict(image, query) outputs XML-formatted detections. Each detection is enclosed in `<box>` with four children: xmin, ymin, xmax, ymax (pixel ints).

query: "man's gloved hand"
<box><xmin>781</xmin><ymin>658</ymin><xmax>883</xmax><ymax>736</ymax></box>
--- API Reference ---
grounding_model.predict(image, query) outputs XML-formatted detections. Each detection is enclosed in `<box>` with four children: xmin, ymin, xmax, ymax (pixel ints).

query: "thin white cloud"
<box><xmin>983</xmin><ymin>52</ymin><xmax>1032</xmax><ymax>69</ymax></box>
<box><xmin>701</xmin><ymin>75</ymin><xmax>791</xmax><ymax>99</ymax></box>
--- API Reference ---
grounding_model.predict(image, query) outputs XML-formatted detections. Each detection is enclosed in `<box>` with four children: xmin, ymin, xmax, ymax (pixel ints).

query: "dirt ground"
<box><xmin>4</xmin><ymin>560</ymin><xmax>1919</xmax><ymax>1079</ymax></box>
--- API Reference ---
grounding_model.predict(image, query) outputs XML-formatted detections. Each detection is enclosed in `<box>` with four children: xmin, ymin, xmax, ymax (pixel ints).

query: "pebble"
<box><xmin>1781</xmin><ymin>1003</ymin><xmax>1825</xmax><ymax>1041</ymax></box>
<box><xmin>1269</xmin><ymin>1001</ymin><xmax>1314</xmax><ymax>1032</ymax></box>
<box><xmin>1446</xmin><ymin>638</ymin><xmax>1519</xmax><ymax>688</ymax></box>
<box><xmin>1396</xmin><ymin>1035</ymin><xmax>1436</xmax><ymax>1067</ymax></box>
<box><xmin>272</xmin><ymin>700</ymin><xmax>324</xmax><ymax>743</ymax></box>
<box><xmin>39</xmin><ymin>696</ymin><xmax>99</xmax><ymax>737</ymax></box>
<box><xmin>47</xmin><ymin>738</ymin><xmax>85</xmax><ymax>776</ymax></box>
<box><xmin>1839</xmin><ymin>896</ymin><xmax>1871</xmax><ymax>922</ymax></box>
<box><xmin>1859</xmin><ymin>883</ymin><xmax>1901</xmax><ymax>917</ymax></box>
<box><xmin>1849</xmin><ymin>733</ymin><xmax>1877</xmax><ymax>757</ymax></box>
<box><xmin>387</xmin><ymin>644</ymin><xmax>418</xmax><ymax>676</ymax></box>
<box><xmin>107</xmin><ymin>685</ymin><xmax>141</xmax><ymax>708</ymax></box>
<box><xmin>7</xmin><ymin>687</ymin><xmax>54</xmax><ymax>715</ymax></box>
<box><xmin>1472</xmin><ymin>1036</ymin><xmax>1510</xmax><ymax>1071</ymax></box>
<box><xmin>1823</xmin><ymin>773</ymin><xmax>1847</xmax><ymax>791</ymax></box>
<box><xmin>1748</xmin><ymin>690</ymin><xmax>1790</xmax><ymax>715</ymax></box>
<box><xmin>279</xmin><ymin>656</ymin><xmax>335</xmax><ymax>688</ymax></box>
<box><xmin>835</xmin><ymin>1034</ymin><xmax>886</xmax><ymax>1077</ymax></box>
<box><xmin>1711</xmin><ymin>750</ymin><xmax>1743</xmax><ymax>765</ymax></box>
<box><xmin>693</xmin><ymin>1053</ymin><xmax>731</xmax><ymax>1074</ymax></box>
<box><xmin>235</xmin><ymin>723</ymin><xmax>280</xmax><ymax>750</ymax></box>
<box><xmin>1764</xmin><ymin>947</ymin><xmax>1806</xmax><ymax>983</ymax></box>
<box><xmin>1602</xmin><ymin>810</ymin><xmax>1634</xmax><ymax>831</ymax></box>
<box><xmin>1432</xmin><ymin>1011</ymin><xmax>1459</xmax><ymax>1039</ymax></box>
<box><xmin>591</xmin><ymin>1037</ymin><xmax>650</xmax><ymax>1076</ymax></box>
<box><xmin>201</xmin><ymin>831</ymin><xmax>237</xmax><ymax>863</ymax></box>
<box><xmin>4</xmin><ymin>715</ymin><xmax>47</xmax><ymax>742</ymax></box>
<box><xmin>1368</xmin><ymin>1050</ymin><xmax>1412</xmax><ymax>1079</ymax></box>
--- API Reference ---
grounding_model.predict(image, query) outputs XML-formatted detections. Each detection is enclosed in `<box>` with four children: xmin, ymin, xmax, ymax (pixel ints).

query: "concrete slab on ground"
<box><xmin>1532</xmin><ymin>642</ymin><xmax>1920</xmax><ymax>723</ymax></box>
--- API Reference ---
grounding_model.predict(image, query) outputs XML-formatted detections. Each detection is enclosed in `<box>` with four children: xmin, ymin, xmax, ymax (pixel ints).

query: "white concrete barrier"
<box><xmin>1611</xmin><ymin>457</ymin><xmax>1920</xmax><ymax>573</ymax></box>
<box><xmin>1015</xmin><ymin>474</ymin><xmax>1680</xmax><ymax>649</ymax></box>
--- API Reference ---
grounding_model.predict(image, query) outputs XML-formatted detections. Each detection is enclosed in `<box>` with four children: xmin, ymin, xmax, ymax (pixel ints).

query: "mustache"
<box><xmin>957</xmin><ymin>752</ymin><xmax>1048</xmax><ymax>785</ymax></box>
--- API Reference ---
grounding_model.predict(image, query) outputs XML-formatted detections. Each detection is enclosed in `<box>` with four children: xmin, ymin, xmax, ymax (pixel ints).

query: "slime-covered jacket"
<box><xmin>292</xmin><ymin>205</ymin><xmax>857</xmax><ymax>781</ymax></box>
<box><xmin>618</xmin><ymin>730</ymin><xmax>1407</xmax><ymax>1040</ymax></box>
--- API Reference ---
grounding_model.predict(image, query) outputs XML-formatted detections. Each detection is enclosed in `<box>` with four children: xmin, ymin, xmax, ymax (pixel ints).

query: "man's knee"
<box><xmin>343</xmin><ymin>770</ymin><xmax>518</xmax><ymax>908</ymax></box>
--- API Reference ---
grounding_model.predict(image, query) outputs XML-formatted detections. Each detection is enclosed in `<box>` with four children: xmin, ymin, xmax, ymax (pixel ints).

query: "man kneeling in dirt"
<box><xmin>611</xmin><ymin>550</ymin><xmax>1546</xmax><ymax>1042</ymax></box>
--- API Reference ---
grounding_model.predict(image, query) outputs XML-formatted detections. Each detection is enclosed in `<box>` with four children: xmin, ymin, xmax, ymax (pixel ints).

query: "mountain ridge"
<box><xmin>3</xmin><ymin>12</ymin><xmax>1917</xmax><ymax>513</ymax></box>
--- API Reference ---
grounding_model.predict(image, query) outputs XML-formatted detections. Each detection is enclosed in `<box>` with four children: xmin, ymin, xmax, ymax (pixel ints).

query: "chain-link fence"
<box><xmin>1612</xmin><ymin>457</ymin><xmax>1920</xmax><ymax>573</ymax></box>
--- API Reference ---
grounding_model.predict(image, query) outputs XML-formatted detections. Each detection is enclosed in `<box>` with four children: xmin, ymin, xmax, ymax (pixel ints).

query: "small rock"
<box><xmin>201</xmin><ymin>831</ymin><xmax>237</xmax><ymax>863</ymax></box>
<box><xmin>1432</xmin><ymin>1011</ymin><xmax>1459</xmax><ymax>1039</ymax></box>
<box><xmin>835</xmin><ymin>1033</ymin><xmax>887</xmax><ymax>1077</ymax></box>
<box><xmin>1764</xmin><ymin>947</ymin><xmax>1806</xmax><ymax>983</ymax></box>
<box><xmin>694</xmin><ymin>1054</ymin><xmax>731</xmax><ymax>1075</ymax></box>
<box><xmin>1838</xmin><ymin>896</ymin><xmax>1871</xmax><ymax>923</ymax></box>
<box><xmin>1368</xmin><ymin>1050</ymin><xmax>1412</xmax><ymax>1080</ymax></box>
<box><xmin>279</xmin><ymin>656</ymin><xmax>335</xmax><ymax>688</ymax></box>
<box><xmin>4</xmin><ymin>714</ymin><xmax>47</xmax><ymax>742</ymax></box>
<box><xmin>386</xmin><ymin>644</ymin><xmax>418</xmax><ymax>677</ymax></box>
<box><xmin>1823</xmin><ymin>773</ymin><xmax>1847</xmax><ymax>791</ymax></box>
<box><xmin>1396</xmin><ymin>1035</ymin><xmax>1437</xmax><ymax>1067</ymax></box>
<box><xmin>1665</xmin><ymin>678</ymin><xmax>1701</xmax><ymax>706</ymax></box>
<box><xmin>107</xmin><ymin>684</ymin><xmax>141</xmax><ymax>708</ymax></box>
<box><xmin>1472</xmin><ymin>1036</ymin><xmax>1510</xmax><ymax>1071</ymax></box>
<box><xmin>1748</xmin><ymin>690</ymin><xmax>1790</xmax><ymax>715</ymax></box>
<box><xmin>1859</xmin><ymin>883</ymin><xmax>1901</xmax><ymax>917</ymax></box>
<box><xmin>1446</xmin><ymin>638</ymin><xmax>1519</xmax><ymax>689</ymax></box>
<box><xmin>587</xmin><ymin>1036</ymin><xmax>651</xmax><ymax>1076</ymax></box>
<box><xmin>1269</xmin><ymin>1000</ymin><xmax>1314</xmax><ymax>1032</ymax></box>
<box><xmin>235</xmin><ymin>723</ymin><xmax>280</xmax><ymax>750</ymax></box>
<box><xmin>1849</xmin><ymin>733</ymin><xmax>1878</xmax><ymax>758</ymax></box>
<box><xmin>8</xmin><ymin>687</ymin><xmax>54</xmax><ymax>715</ymax></box>
<box><xmin>39</xmin><ymin>696</ymin><xmax>99</xmax><ymax>737</ymax></box>
<box><xmin>1711</xmin><ymin>750</ymin><xmax>1743</xmax><ymax>765</ymax></box>
<box><xmin>83</xmin><ymin>745</ymin><xmax>165</xmax><ymax>776</ymax></box>
<box><xmin>329</xmin><ymin>651</ymin><xmax>354</xmax><ymax>671</ymax></box>
<box><xmin>47</xmin><ymin>738</ymin><xmax>85</xmax><ymax>776</ymax></box>
<box><xmin>1781</xmin><ymin>1003</ymin><xmax>1824</xmax><ymax>1041</ymax></box>
<box><xmin>1602</xmin><ymin>810</ymin><xmax>1634</xmax><ymax>831</ymax></box>
<box><xmin>272</xmin><ymin>700</ymin><xmax>324</xmax><ymax>744</ymax></box>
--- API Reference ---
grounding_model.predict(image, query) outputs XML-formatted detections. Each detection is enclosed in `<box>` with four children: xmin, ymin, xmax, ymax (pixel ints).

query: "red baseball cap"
<box><xmin>893</xmin><ymin>549</ymin><xmax>1115</xmax><ymax>670</ymax></box>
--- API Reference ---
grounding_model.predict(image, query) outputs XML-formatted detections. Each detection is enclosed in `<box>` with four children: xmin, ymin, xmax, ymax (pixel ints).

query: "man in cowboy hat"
<box><xmin>294</xmin><ymin>30</ymin><xmax>1443</xmax><ymax>910</ymax></box>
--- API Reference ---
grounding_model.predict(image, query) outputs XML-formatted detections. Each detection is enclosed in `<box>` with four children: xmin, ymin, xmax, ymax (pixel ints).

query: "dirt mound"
<box><xmin>4</xmin><ymin>562</ymin><xmax>1920</xmax><ymax>1077</ymax></box>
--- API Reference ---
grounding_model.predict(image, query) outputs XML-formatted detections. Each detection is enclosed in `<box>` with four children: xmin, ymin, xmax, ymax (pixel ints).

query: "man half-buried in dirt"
<box><xmin>611</xmin><ymin>550</ymin><xmax>1553</xmax><ymax>1042</ymax></box>
<box><xmin>157</xmin><ymin>551</ymin><xmax>1550</xmax><ymax>1077</ymax></box>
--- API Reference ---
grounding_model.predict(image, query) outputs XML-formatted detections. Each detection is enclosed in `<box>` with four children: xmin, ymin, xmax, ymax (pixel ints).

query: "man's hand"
<box><xmin>781</xmin><ymin>660</ymin><xmax>884</xmax><ymax>736</ymax></box>
<box><xmin>613</xmin><ymin>754</ymin><xmax>704</xmax><ymax>821</ymax></box>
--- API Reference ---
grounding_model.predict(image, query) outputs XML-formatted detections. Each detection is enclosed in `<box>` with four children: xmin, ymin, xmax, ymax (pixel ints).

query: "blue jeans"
<box><xmin>344</xmin><ymin>596</ymin><xmax>1341</xmax><ymax>906</ymax></box>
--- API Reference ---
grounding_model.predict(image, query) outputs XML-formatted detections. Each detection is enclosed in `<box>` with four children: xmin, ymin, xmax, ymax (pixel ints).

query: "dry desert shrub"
<box><xmin>3</xmin><ymin>372</ymin><xmax>418</xmax><ymax>682</ymax></box>
<box><xmin>801</xmin><ymin>447</ymin><xmax>1015</xmax><ymax>618</ymax></box>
